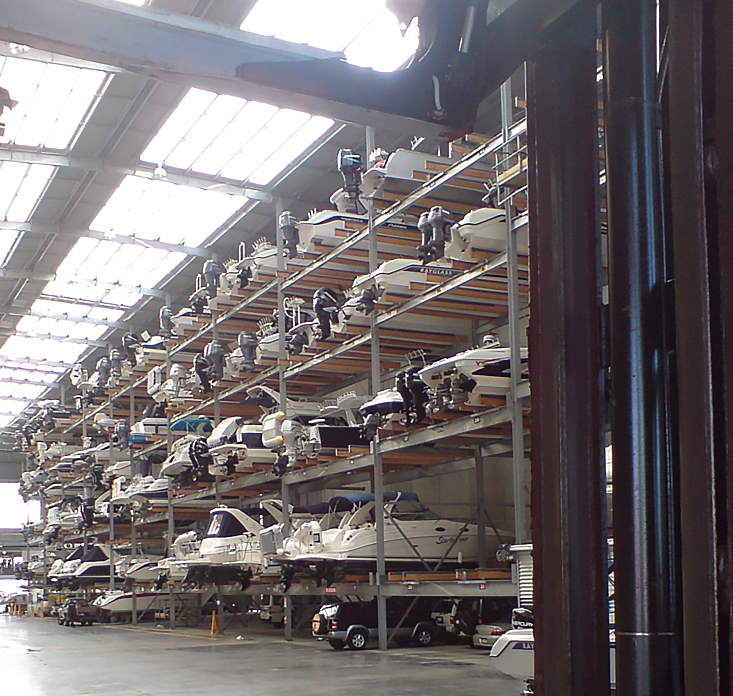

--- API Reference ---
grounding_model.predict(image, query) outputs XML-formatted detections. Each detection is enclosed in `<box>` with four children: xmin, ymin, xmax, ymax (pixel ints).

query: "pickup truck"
<box><xmin>58</xmin><ymin>597</ymin><xmax>97</xmax><ymax>626</ymax></box>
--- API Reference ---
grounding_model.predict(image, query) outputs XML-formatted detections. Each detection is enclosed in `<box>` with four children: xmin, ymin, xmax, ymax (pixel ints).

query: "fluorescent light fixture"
<box><xmin>0</xmin><ymin>231</ymin><xmax>19</xmax><ymax>266</ymax></box>
<box><xmin>241</xmin><ymin>0</ymin><xmax>419</xmax><ymax>72</ymax></box>
<box><xmin>141</xmin><ymin>89</ymin><xmax>334</xmax><ymax>185</ymax></box>
<box><xmin>0</xmin><ymin>163</ymin><xmax>55</xmax><ymax>222</ymax></box>
<box><xmin>89</xmin><ymin>176</ymin><xmax>244</xmax><ymax>247</ymax></box>
<box><xmin>0</xmin><ymin>56</ymin><xmax>107</xmax><ymax>150</ymax></box>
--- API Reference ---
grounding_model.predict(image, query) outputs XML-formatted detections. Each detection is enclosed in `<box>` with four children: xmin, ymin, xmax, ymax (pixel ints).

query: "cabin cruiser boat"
<box><xmin>48</xmin><ymin>547</ymin><xmax>85</xmax><ymax>583</ymax></box>
<box><xmin>156</xmin><ymin>530</ymin><xmax>201</xmax><ymax>583</ymax></box>
<box><xmin>129</xmin><ymin>477</ymin><xmax>169</xmax><ymax>505</ymax></box>
<box><xmin>206</xmin><ymin>418</ymin><xmax>277</xmax><ymax>474</ymax></box>
<box><xmin>159</xmin><ymin>434</ymin><xmax>212</xmax><ymax>482</ymax></box>
<box><xmin>260</xmin><ymin>493</ymin><xmax>502</xmax><ymax>571</ymax></box>
<box><xmin>418</xmin><ymin>335</ymin><xmax>529</xmax><ymax>411</ymax></box>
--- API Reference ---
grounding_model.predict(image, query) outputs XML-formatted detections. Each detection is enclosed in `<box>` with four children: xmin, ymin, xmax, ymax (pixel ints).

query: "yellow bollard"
<box><xmin>30</xmin><ymin>605</ymin><xmax>35</xmax><ymax>618</ymax></box>
<box><xmin>210</xmin><ymin>610</ymin><xmax>218</xmax><ymax>636</ymax></box>
<box><xmin>39</xmin><ymin>605</ymin><xmax>44</xmax><ymax>619</ymax></box>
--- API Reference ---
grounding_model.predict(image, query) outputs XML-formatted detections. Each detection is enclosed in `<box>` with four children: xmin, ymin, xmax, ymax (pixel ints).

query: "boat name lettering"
<box><xmin>512</xmin><ymin>642</ymin><xmax>535</xmax><ymax>651</ymax></box>
<box><xmin>436</xmin><ymin>535</ymin><xmax>469</xmax><ymax>544</ymax></box>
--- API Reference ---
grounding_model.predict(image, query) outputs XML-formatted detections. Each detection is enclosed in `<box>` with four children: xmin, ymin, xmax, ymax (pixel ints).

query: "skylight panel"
<box><xmin>0</xmin><ymin>163</ymin><xmax>55</xmax><ymax>222</ymax></box>
<box><xmin>141</xmin><ymin>91</ymin><xmax>332</xmax><ymax>185</ymax></box>
<box><xmin>0</xmin><ymin>56</ymin><xmax>107</xmax><ymax>150</ymax></box>
<box><xmin>164</xmin><ymin>95</ymin><xmax>243</xmax><ymax>171</ymax></box>
<box><xmin>0</xmin><ymin>335</ymin><xmax>87</xmax><ymax>364</ymax></box>
<box><xmin>0</xmin><ymin>398</ymin><xmax>30</xmax><ymax>415</ymax></box>
<box><xmin>42</xmin><ymin>280</ymin><xmax>107</xmax><ymax>304</ymax></box>
<box><xmin>248</xmin><ymin>115</ymin><xmax>333</xmax><ymax>185</ymax></box>
<box><xmin>241</xmin><ymin>0</ymin><xmax>419</xmax><ymax>72</ymax></box>
<box><xmin>90</xmin><ymin>176</ymin><xmax>244</xmax><ymax>247</ymax></box>
<box><xmin>0</xmin><ymin>231</ymin><xmax>19</xmax><ymax>267</ymax></box>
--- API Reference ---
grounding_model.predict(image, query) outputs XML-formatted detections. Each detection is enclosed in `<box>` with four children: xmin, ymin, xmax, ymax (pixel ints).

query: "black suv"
<box><xmin>453</xmin><ymin>596</ymin><xmax>516</xmax><ymax>638</ymax></box>
<box><xmin>312</xmin><ymin>597</ymin><xmax>436</xmax><ymax>650</ymax></box>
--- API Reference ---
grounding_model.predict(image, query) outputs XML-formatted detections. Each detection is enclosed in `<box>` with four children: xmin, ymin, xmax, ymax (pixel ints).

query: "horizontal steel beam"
<box><xmin>283</xmin><ymin>407</ymin><xmax>513</xmax><ymax>486</ymax></box>
<box><xmin>0</xmin><ymin>306</ymin><xmax>128</xmax><ymax>330</ymax></box>
<box><xmin>0</xmin><ymin>146</ymin><xmax>273</xmax><ymax>202</ymax></box>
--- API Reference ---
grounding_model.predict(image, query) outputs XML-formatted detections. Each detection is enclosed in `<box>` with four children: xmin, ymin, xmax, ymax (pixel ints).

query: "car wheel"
<box><xmin>347</xmin><ymin>628</ymin><xmax>369</xmax><ymax>650</ymax></box>
<box><xmin>414</xmin><ymin>626</ymin><xmax>433</xmax><ymax>647</ymax></box>
<box><xmin>328</xmin><ymin>639</ymin><xmax>345</xmax><ymax>650</ymax></box>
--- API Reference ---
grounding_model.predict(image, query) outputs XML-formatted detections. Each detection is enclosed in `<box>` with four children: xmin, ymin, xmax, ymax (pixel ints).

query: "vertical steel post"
<box><xmin>603</xmin><ymin>0</ymin><xmax>678</xmax><ymax>690</ymax></box>
<box><xmin>130</xmin><ymin>508</ymin><xmax>137</xmax><ymax>625</ymax></box>
<box><xmin>367</xmin><ymin>125</ymin><xmax>388</xmax><ymax>652</ymax></box>
<box><xmin>276</xmin><ymin>196</ymin><xmax>293</xmax><ymax>642</ymax></box>
<box><xmin>168</xmin><ymin>489</ymin><xmax>175</xmax><ymax>630</ymax></box>
<box><xmin>108</xmin><ymin>397</ymin><xmax>115</xmax><ymax>591</ymax></box>
<box><xmin>668</xmin><ymin>0</ymin><xmax>719</xmax><ymax>692</ymax></box>
<box><xmin>527</xmin><ymin>5</ymin><xmax>609</xmax><ymax>695</ymax></box>
<box><xmin>501</xmin><ymin>77</ymin><xmax>529</xmax><ymax>544</ymax></box>
<box><xmin>475</xmin><ymin>446</ymin><xmax>486</xmax><ymax>568</ymax></box>
<box><xmin>716</xmin><ymin>0</ymin><xmax>733</xmax><ymax>687</ymax></box>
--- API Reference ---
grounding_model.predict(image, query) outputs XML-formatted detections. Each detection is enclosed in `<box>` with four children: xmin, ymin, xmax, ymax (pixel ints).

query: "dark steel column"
<box><xmin>602</xmin><ymin>0</ymin><xmax>678</xmax><ymax>691</ymax></box>
<box><xmin>527</xmin><ymin>5</ymin><xmax>609</xmax><ymax>695</ymax></box>
<box><xmin>668</xmin><ymin>0</ymin><xmax>719</xmax><ymax>692</ymax></box>
<box><xmin>715</xmin><ymin>0</ymin><xmax>733</xmax><ymax>688</ymax></box>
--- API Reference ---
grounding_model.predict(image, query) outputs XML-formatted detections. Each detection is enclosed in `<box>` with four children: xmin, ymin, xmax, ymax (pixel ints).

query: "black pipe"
<box><xmin>602</xmin><ymin>0</ymin><xmax>680</xmax><ymax>692</ymax></box>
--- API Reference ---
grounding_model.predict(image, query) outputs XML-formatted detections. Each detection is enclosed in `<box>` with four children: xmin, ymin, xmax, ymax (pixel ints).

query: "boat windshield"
<box><xmin>205</xmin><ymin>512</ymin><xmax>248</xmax><ymax>538</ymax></box>
<box><xmin>390</xmin><ymin>500</ymin><xmax>440</xmax><ymax>521</ymax></box>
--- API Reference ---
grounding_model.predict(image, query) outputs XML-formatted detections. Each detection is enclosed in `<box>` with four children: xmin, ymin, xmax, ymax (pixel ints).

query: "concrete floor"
<box><xmin>1</xmin><ymin>615</ymin><xmax>525</xmax><ymax>696</ymax></box>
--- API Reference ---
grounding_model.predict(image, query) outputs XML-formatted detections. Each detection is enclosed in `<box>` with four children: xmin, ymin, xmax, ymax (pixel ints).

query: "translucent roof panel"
<box><xmin>0</xmin><ymin>231</ymin><xmax>20</xmax><ymax>266</ymax></box>
<box><xmin>0</xmin><ymin>335</ymin><xmax>88</xmax><ymax>365</ymax></box>
<box><xmin>15</xmin><ymin>315</ymin><xmax>107</xmax><ymax>342</ymax></box>
<box><xmin>89</xmin><ymin>176</ymin><xmax>244</xmax><ymax>247</ymax></box>
<box><xmin>140</xmin><ymin>89</ymin><xmax>333</xmax><ymax>186</ymax></box>
<box><xmin>0</xmin><ymin>163</ymin><xmax>56</xmax><ymax>222</ymax></box>
<box><xmin>45</xmin><ymin>236</ymin><xmax>188</xmax><ymax>308</ymax></box>
<box><xmin>0</xmin><ymin>399</ymin><xmax>30</xmax><ymax>416</ymax></box>
<box><xmin>0</xmin><ymin>415</ymin><xmax>17</xmax><ymax>428</ymax></box>
<box><xmin>241</xmin><ymin>0</ymin><xmax>420</xmax><ymax>72</ymax></box>
<box><xmin>0</xmin><ymin>56</ymin><xmax>107</xmax><ymax>150</ymax></box>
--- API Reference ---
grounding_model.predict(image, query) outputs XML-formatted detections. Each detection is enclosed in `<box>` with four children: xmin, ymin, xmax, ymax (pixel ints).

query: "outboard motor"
<box><xmin>338</xmin><ymin>149</ymin><xmax>364</xmax><ymax>214</ymax></box>
<box><xmin>159</xmin><ymin>305</ymin><xmax>174</xmax><ymax>338</ymax></box>
<box><xmin>278</xmin><ymin>211</ymin><xmax>300</xmax><ymax>259</ymax></box>
<box><xmin>189</xmin><ymin>438</ymin><xmax>214</xmax><ymax>483</ymax></box>
<box><xmin>112</xmin><ymin>420</ymin><xmax>130</xmax><ymax>449</ymax></box>
<box><xmin>313</xmin><ymin>287</ymin><xmax>342</xmax><ymax>340</ymax></box>
<box><xmin>511</xmin><ymin>606</ymin><xmax>534</xmax><ymax>630</ymax></box>
<box><xmin>121</xmin><ymin>333</ymin><xmax>140</xmax><ymax>367</ymax></box>
<box><xmin>203</xmin><ymin>259</ymin><xmax>223</xmax><ymax>298</ymax></box>
<box><xmin>237</xmin><ymin>332</ymin><xmax>257</xmax><ymax>373</ymax></box>
<box><xmin>193</xmin><ymin>354</ymin><xmax>212</xmax><ymax>394</ymax></box>
<box><xmin>203</xmin><ymin>340</ymin><xmax>227</xmax><ymax>383</ymax></box>
<box><xmin>109</xmin><ymin>348</ymin><xmax>124</xmax><ymax>383</ymax></box>
<box><xmin>417</xmin><ymin>210</ymin><xmax>434</xmax><ymax>263</ymax></box>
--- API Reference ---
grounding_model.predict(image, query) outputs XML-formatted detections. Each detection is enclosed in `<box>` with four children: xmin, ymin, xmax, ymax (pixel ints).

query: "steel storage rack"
<box><xmin>18</xmin><ymin>101</ymin><xmax>532</xmax><ymax>647</ymax></box>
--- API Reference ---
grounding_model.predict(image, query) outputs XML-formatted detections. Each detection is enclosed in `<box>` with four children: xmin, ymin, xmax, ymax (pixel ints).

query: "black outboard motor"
<box><xmin>189</xmin><ymin>438</ymin><xmax>214</xmax><ymax>483</ymax></box>
<box><xmin>193</xmin><ymin>354</ymin><xmax>212</xmax><ymax>394</ymax></box>
<box><xmin>313</xmin><ymin>287</ymin><xmax>341</xmax><ymax>340</ymax></box>
<box><xmin>203</xmin><ymin>340</ymin><xmax>227</xmax><ymax>383</ymax></box>
<box><xmin>121</xmin><ymin>333</ymin><xmax>140</xmax><ymax>367</ymax></box>
<box><xmin>511</xmin><ymin>606</ymin><xmax>534</xmax><ymax>630</ymax></box>
<box><xmin>109</xmin><ymin>348</ymin><xmax>124</xmax><ymax>382</ymax></box>
<box><xmin>337</xmin><ymin>149</ymin><xmax>364</xmax><ymax>214</ymax></box>
<box><xmin>278</xmin><ymin>211</ymin><xmax>300</xmax><ymax>259</ymax></box>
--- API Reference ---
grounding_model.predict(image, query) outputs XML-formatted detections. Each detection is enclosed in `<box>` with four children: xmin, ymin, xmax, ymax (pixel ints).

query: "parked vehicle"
<box><xmin>58</xmin><ymin>597</ymin><xmax>97</xmax><ymax>626</ymax></box>
<box><xmin>431</xmin><ymin>598</ymin><xmax>459</xmax><ymax>636</ymax></box>
<box><xmin>472</xmin><ymin>623</ymin><xmax>506</xmax><ymax>649</ymax></box>
<box><xmin>453</xmin><ymin>596</ymin><xmax>516</xmax><ymax>639</ymax></box>
<box><xmin>312</xmin><ymin>597</ymin><xmax>436</xmax><ymax>650</ymax></box>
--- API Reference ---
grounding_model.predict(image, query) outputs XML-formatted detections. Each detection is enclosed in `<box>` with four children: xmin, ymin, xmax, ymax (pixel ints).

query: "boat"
<box><xmin>418</xmin><ymin>334</ymin><xmax>529</xmax><ymax>410</ymax></box>
<box><xmin>206</xmin><ymin>418</ymin><xmax>277</xmax><ymax>474</ymax></box>
<box><xmin>129</xmin><ymin>477</ymin><xmax>169</xmax><ymax>505</ymax></box>
<box><xmin>261</xmin><ymin>492</ymin><xmax>505</xmax><ymax>571</ymax></box>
